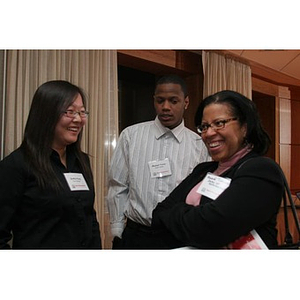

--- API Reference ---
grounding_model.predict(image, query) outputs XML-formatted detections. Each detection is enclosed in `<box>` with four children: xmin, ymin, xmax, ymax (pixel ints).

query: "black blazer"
<box><xmin>152</xmin><ymin>152</ymin><xmax>284</xmax><ymax>249</ymax></box>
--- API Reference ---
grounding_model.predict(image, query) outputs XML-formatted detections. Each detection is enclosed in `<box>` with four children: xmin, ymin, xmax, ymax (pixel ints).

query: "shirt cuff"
<box><xmin>110</xmin><ymin>223</ymin><xmax>125</xmax><ymax>239</ymax></box>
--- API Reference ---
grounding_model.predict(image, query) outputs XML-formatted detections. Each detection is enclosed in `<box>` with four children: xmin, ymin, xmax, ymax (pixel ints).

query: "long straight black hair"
<box><xmin>21</xmin><ymin>80</ymin><xmax>93</xmax><ymax>191</ymax></box>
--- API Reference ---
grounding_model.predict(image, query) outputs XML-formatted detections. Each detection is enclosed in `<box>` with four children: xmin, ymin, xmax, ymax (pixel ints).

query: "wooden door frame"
<box><xmin>117</xmin><ymin>50</ymin><xmax>204</xmax><ymax>133</ymax></box>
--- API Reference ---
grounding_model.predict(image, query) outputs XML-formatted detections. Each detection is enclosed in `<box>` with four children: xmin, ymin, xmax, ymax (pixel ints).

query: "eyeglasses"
<box><xmin>197</xmin><ymin>117</ymin><xmax>237</xmax><ymax>134</ymax></box>
<box><xmin>63</xmin><ymin>110</ymin><xmax>89</xmax><ymax>118</ymax></box>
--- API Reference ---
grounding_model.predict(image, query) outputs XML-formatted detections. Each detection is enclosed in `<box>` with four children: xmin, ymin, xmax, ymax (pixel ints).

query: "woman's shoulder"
<box><xmin>0</xmin><ymin>147</ymin><xmax>29</xmax><ymax>178</ymax></box>
<box><xmin>0</xmin><ymin>147</ymin><xmax>25</xmax><ymax>166</ymax></box>
<box><xmin>234</xmin><ymin>154</ymin><xmax>283</xmax><ymax>179</ymax></box>
<box><xmin>238</xmin><ymin>155</ymin><xmax>280</xmax><ymax>170</ymax></box>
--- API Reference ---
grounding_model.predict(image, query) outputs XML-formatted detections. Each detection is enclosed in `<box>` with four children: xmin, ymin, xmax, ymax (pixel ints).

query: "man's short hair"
<box><xmin>155</xmin><ymin>74</ymin><xmax>188</xmax><ymax>97</ymax></box>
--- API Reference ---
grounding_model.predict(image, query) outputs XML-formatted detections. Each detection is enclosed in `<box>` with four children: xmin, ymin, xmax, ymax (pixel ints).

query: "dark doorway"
<box><xmin>118</xmin><ymin>66</ymin><xmax>156</xmax><ymax>133</ymax></box>
<box><xmin>252</xmin><ymin>91</ymin><xmax>276</xmax><ymax>159</ymax></box>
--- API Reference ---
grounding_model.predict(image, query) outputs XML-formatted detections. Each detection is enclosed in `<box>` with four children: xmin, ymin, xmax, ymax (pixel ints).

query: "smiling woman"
<box><xmin>151</xmin><ymin>90</ymin><xmax>285</xmax><ymax>249</ymax></box>
<box><xmin>0</xmin><ymin>80</ymin><xmax>102</xmax><ymax>249</ymax></box>
<box><xmin>199</xmin><ymin>103</ymin><xmax>247</xmax><ymax>163</ymax></box>
<box><xmin>52</xmin><ymin>94</ymin><xmax>87</xmax><ymax>167</ymax></box>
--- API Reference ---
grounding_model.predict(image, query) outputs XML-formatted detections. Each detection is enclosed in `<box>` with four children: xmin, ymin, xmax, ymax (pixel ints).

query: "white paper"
<box><xmin>64</xmin><ymin>173</ymin><xmax>89</xmax><ymax>191</ymax></box>
<box><xmin>148</xmin><ymin>158</ymin><xmax>172</xmax><ymax>178</ymax></box>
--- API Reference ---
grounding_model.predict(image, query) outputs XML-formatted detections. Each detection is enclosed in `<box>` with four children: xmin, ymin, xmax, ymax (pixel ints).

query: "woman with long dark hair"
<box><xmin>0</xmin><ymin>80</ymin><xmax>101</xmax><ymax>249</ymax></box>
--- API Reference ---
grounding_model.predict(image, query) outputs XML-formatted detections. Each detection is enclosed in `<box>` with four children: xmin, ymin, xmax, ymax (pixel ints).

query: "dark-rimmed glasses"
<box><xmin>197</xmin><ymin>118</ymin><xmax>237</xmax><ymax>135</ymax></box>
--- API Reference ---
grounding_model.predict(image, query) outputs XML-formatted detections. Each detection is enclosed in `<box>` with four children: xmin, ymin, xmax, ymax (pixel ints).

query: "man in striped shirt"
<box><xmin>107</xmin><ymin>74</ymin><xmax>210</xmax><ymax>249</ymax></box>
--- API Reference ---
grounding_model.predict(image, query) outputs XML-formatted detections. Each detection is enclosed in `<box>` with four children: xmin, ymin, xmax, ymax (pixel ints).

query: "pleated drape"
<box><xmin>202</xmin><ymin>50</ymin><xmax>252</xmax><ymax>99</ymax></box>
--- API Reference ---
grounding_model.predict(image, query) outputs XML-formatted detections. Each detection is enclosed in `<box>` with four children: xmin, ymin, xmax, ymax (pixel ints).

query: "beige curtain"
<box><xmin>0</xmin><ymin>50</ymin><xmax>5</xmax><ymax>159</ymax></box>
<box><xmin>202</xmin><ymin>50</ymin><xmax>252</xmax><ymax>99</ymax></box>
<box><xmin>2</xmin><ymin>50</ymin><xmax>118</xmax><ymax>248</ymax></box>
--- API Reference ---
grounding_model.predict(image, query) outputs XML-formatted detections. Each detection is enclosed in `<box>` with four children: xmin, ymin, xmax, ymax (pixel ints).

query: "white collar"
<box><xmin>154</xmin><ymin>116</ymin><xmax>185</xmax><ymax>143</ymax></box>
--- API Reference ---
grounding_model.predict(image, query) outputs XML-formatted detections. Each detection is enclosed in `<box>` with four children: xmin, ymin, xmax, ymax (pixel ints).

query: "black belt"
<box><xmin>126</xmin><ymin>218</ymin><xmax>163</xmax><ymax>234</ymax></box>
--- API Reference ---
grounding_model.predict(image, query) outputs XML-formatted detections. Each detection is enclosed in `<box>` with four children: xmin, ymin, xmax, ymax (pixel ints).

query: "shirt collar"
<box><xmin>154</xmin><ymin>116</ymin><xmax>185</xmax><ymax>143</ymax></box>
<box><xmin>51</xmin><ymin>147</ymin><xmax>76</xmax><ymax>169</ymax></box>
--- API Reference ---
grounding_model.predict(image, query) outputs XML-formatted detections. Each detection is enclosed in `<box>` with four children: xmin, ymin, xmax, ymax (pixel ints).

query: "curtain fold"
<box><xmin>3</xmin><ymin>50</ymin><xmax>118</xmax><ymax>248</ymax></box>
<box><xmin>0</xmin><ymin>50</ymin><xmax>6</xmax><ymax>160</ymax></box>
<box><xmin>202</xmin><ymin>50</ymin><xmax>252</xmax><ymax>99</ymax></box>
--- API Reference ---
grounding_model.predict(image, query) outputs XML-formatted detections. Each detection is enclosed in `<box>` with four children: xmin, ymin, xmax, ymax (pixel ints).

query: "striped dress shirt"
<box><xmin>107</xmin><ymin>116</ymin><xmax>210</xmax><ymax>238</ymax></box>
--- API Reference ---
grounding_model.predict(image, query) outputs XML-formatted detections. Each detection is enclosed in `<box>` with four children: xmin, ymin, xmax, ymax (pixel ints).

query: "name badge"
<box><xmin>197</xmin><ymin>172</ymin><xmax>231</xmax><ymax>200</ymax></box>
<box><xmin>64</xmin><ymin>173</ymin><xmax>89</xmax><ymax>191</ymax></box>
<box><xmin>148</xmin><ymin>158</ymin><xmax>172</xmax><ymax>178</ymax></box>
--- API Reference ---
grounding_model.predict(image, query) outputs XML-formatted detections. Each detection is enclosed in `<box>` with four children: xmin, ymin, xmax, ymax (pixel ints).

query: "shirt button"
<box><xmin>77</xmin><ymin>197</ymin><xmax>81</xmax><ymax>202</ymax></box>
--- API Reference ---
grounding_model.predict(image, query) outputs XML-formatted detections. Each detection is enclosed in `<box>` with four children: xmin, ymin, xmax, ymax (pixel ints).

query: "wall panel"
<box><xmin>291</xmin><ymin>145</ymin><xmax>300</xmax><ymax>192</ymax></box>
<box><xmin>291</xmin><ymin>100</ymin><xmax>300</xmax><ymax>144</ymax></box>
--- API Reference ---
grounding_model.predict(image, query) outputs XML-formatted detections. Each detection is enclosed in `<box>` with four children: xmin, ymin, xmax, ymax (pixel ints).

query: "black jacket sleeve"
<box><xmin>152</xmin><ymin>156</ymin><xmax>284</xmax><ymax>249</ymax></box>
<box><xmin>0</xmin><ymin>150</ymin><xmax>26</xmax><ymax>248</ymax></box>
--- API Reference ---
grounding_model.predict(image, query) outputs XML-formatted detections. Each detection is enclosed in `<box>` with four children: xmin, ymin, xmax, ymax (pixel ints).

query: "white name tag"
<box><xmin>197</xmin><ymin>172</ymin><xmax>231</xmax><ymax>200</ymax></box>
<box><xmin>148</xmin><ymin>158</ymin><xmax>172</xmax><ymax>178</ymax></box>
<box><xmin>64</xmin><ymin>173</ymin><xmax>89</xmax><ymax>191</ymax></box>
